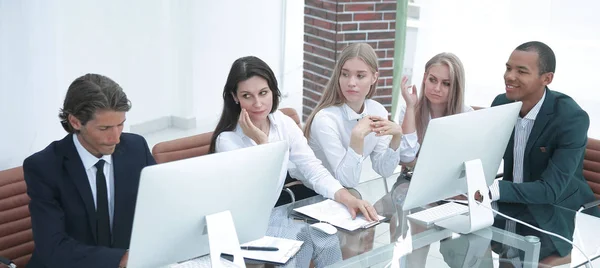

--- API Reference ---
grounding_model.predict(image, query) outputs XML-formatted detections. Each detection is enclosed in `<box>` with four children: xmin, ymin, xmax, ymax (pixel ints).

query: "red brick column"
<box><xmin>303</xmin><ymin>0</ymin><xmax>397</xmax><ymax>121</ymax></box>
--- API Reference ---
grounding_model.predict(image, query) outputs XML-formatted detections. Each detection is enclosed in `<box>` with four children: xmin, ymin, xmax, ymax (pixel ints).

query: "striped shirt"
<box><xmin>503</xmin><ymin>91</ymin><xmax>546</xmax><ymax>260</ymax></box>
<box><xmin>490</xmin><ymin>90</ymin><xmax>547</xmax><ymax>200</ymax></box>
<box><xmin>513</xmin><ymin>90</ymin><xmax>546</xmax><ymax>184</ymax></box>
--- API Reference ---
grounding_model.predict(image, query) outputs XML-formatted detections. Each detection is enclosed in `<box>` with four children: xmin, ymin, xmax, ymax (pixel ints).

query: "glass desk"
<box><xmin>175</xmin><ymin>175</ymin><xmax>600</xmax><ymax>268</ymax></box>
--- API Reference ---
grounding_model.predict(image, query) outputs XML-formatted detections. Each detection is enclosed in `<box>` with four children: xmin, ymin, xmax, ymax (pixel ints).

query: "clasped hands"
<box><xmin>352</xmin><ymin>115</ymin><xmax>402</xmax><ymax>138</ymax></box>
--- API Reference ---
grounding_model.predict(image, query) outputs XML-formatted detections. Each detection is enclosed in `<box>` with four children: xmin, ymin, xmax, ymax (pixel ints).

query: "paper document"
<box><xmin>293</xmin><ymin>199</ymin><xmax>385</xmax><ymax>231</ymax></box>
<box><xmin>222</xmin><ymin>236</ymin><xmax>303</xmax><ymax>265</ymax></box>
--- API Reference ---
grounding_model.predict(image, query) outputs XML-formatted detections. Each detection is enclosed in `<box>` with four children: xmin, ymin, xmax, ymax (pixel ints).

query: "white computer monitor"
<box><xmin>402</xmin><ymin>102</ymin><xmax>522</xmax><ymax>233</ymax></box>
<box><xmin>127</xmin><ymin>141</ymin><xmax>289</xmax><ymax>268</ymax></box>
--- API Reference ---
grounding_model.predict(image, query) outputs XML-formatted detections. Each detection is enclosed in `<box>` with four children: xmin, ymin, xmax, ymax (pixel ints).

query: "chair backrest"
<box><xmin>152</xmin><ymin>131</ymin><xmax>213</xmax><ymax>164</ymax></box>
<box><xmin>584</xmin><ymin>137</ymin><xmax>600</xmax><ymax>201</ymax></box>
<box><xmin>0</xmin><ymin>166</ymin><xmax>33</xmax><ymax>267</ymax></box>
<box><xmin>152</xmin><ymin>108</ymin><xmax>302</xmax><ymax>164</ymax></box>
<box><xmin>279</xmin><ymin>107</ymin><xmax>302</xmax><ymax>129</ymax></box>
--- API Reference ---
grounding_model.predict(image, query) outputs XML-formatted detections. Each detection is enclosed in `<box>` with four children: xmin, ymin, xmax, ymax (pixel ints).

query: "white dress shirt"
<box><xmin>216</xmin><ymin>110</ymin><xmax>344</xmax><ymax>200</ymax></box>
<box><xmin>490</xmin><ymin>91</ymin><xmax>546</xmax><ymax>201</ymax></box>
<box><xmin>73</xmin><ymin>134</ymin><xmax>115</xmax><ymax>229</ymax></box>
<box><xmin>308</xmin><ymin>99</ymin><xmax>413</xmax><ymax>188</ymax></box>
<box><xmin>396</xmin><ymin>104</ymin><xmax>475</xmax><ymax>162</ymax></box>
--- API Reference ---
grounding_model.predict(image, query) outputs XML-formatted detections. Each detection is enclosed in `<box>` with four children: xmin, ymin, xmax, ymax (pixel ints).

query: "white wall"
<box><xmin>190</xmin><ymin>0</ymin><xmax>303</xmax><ymax>133</ymax></box>
<box><xmin>408</xmin><ymin>0</ymin><xmax>600</xmax><ymax>138</ymax></box>
<box><xmin>0</xmin><ymin>1</ymin><xmax>64</xmax><ymax>170</ymax></box>
<box><xmin>191</xmin><ymin>0</ymin><xmax>284</xmax><ymax>132</ymax></box>
<box><xmin>280</xmin><ymin>0</ymin><xmax>305</xmax><ymax>120</ymax></box>
<box><xmin>0</xmin><ymin>0</ymin><xmax>302</xmax><ymax>170</ymax></box>
<box><xmin>0</xmin><ymin>0</ymin><xmax>177</xmax><ymax>169</ymax></box>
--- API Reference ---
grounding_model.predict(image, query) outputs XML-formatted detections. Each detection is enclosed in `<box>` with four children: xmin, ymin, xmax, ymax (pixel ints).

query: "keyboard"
<box><xmin>170</xmin><ymin>257</ymin><xmax>240</xmax><ymax>268</ymax></box>
<box><xmin>407</xmin><ymin>202</ymin><xmax>469</xmax><ymax>227</ymax></box>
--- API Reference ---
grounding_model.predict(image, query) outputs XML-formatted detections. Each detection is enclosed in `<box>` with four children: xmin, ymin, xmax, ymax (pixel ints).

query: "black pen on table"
<box><xmin>240</xmin><ymin>246</ymin><xmax>279</xmax><ymax>251</ymax></box>
<box><xmin>291</xmin><ymin>217</ymin><xmax>328</xmax><ymax>225</ymax></box>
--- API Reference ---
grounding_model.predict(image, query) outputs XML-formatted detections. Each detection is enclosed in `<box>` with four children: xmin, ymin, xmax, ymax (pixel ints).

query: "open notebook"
<box><xmin>293</xmin><ymin>199</ymin><xmax>385</xmax><ymax>231</ymax></box>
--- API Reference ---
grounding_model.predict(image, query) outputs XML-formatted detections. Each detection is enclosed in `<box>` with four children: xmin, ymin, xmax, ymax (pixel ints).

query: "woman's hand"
<box><xmin>400</xmin><ymin>76</ymin><xmax>418</xmax><ymax>108</ymax></box>
<box><xmin>334</xmin><ymin>189</ymin><xmax>379</xmax><ymax>221</ymax></box>
<box><xmin>351</xmin><ymin>116</ymin><xmax>376</xmax><ymax>139</ymax></box>
<box><xmin>370</xmin><ymin>115</ymin><xmax>402</xmax><ymax>137</ymax></box>
<box><xmin>239</xmin><ymin>109</ymin><xmax>268</xmax><ymax>145</ymax></box>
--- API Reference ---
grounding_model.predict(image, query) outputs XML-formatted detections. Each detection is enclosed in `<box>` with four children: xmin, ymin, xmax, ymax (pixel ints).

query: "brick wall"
<box><xmin>303</xmin><ymin>0</ymin><xmax>397</xmax><ymax>121</ymax></box>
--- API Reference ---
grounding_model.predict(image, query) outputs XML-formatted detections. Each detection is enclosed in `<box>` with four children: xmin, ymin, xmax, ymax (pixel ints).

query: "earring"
<box><xmin>235</xmin><ymin>100</ymin><xmax>239</xmax><ymax>104</ymax></box>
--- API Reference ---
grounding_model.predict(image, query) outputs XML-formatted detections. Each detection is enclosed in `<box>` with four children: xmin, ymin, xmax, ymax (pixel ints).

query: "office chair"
<box><xmin>0</xmin><ymin>166</ymin><xmax>33</xmax><ymax>267</ymax></box>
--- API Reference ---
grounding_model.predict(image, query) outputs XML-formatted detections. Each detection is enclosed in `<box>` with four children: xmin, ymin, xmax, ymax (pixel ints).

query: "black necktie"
<box><xmin>95</xmin><ymin>160</ymin><xmax>111</xmax><ymax>247</ymax></box>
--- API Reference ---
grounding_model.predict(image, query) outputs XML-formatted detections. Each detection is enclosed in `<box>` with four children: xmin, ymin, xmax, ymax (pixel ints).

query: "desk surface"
<box><xmin>176</xmin><ymin>173</ymin><xmax>600</xmax><ymax>268</ymax></box>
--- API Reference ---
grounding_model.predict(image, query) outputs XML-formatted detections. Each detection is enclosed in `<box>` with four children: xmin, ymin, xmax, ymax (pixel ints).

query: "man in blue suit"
<box><xmin>490</xmin><ymin>41</ymin><xmax>599</xmax><ymax>263</ymax></box>
<box><xmin>24</xmin><ymin>74</ymin><xmax>156</xmax><ymax>268</ymax></box>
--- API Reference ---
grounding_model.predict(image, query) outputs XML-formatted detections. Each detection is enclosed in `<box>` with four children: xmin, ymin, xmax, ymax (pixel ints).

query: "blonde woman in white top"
<box><xmin>398</xmin><ymin>52</ymin><xmax>473</xmax><ymax>166</ymax></box>
<box><xmin>209</xmin><ymin>56</ymin><xmax>378</xmax><ymax>220</ymax></box>
<box><xmin>304</xmin><ymin>43</ymin><xmax>412</xmax><ymax>189</ymax></box>
<box><xmin>393</xmin><ymin>52</ymin><xmax>474</xmax><ymax>268</ymax></box>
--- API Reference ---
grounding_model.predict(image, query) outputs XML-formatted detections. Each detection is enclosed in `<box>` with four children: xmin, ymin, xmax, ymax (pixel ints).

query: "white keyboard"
<box><xmin>170</xmin><ymin>257</ymin><xmax>240</xmax><ymax>268</ymax></box>
<box><xmin>407</xmin><ymin>202</ymin><xmax>469</xmax><ymax>227</ymax></box>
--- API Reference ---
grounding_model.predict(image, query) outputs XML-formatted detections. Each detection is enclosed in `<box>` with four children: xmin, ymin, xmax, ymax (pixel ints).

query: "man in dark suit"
<box><xmin>24</xmin><ymin>74</ymin><xmax>156</xmax><ymax>268</ymax></box>
<box><xmin>489</xmin><ymin>41</ymin><xmax>598</xmax><ymax>262</ymax></box>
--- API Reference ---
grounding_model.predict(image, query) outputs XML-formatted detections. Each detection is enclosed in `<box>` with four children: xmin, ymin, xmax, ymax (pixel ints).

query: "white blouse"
<box><xmin>307</xmin><ymin>99</ymin><xmax>416</xmax><ymax>188</ymax></box>
<box><xmin>216</xmin><ymin>110</ymin><xmax>344</xmax><ymax>200</ymax></box>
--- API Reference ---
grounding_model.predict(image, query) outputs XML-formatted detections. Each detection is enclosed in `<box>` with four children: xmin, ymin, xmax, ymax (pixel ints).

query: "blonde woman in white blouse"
<box><xmin>398</xmin><ymin>52</ymin><xmax>473</xmax><ymax>167</ymax></box>
<box><xmin>303</xmin><ymin>43</ymin><xmax>412</xmax><ymax>188</ymax></box>
<box><xmin>395</xmin><ymin>52</ymin><xmax>475</xmax><ymax>268</ymax></box>
<box><xmin>208</xmin><ymin>56</ymin><xmax>378</xmax><ymax>221</ymax></box>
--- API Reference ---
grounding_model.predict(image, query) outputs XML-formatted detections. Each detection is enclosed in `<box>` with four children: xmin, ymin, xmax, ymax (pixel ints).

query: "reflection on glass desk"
<box><xmin>328</xmin><ymin>181</ymin><xmax>600</xmax><ymax>268</ymax></box>
<box><xmin>173</xmin><ymin>175</ymin><xmax>600</xmax><ymax>268</ymax></box>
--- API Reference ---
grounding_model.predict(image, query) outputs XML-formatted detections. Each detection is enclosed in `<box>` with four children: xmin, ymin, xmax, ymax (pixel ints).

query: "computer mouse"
<box><xmin>311</xmin><ymin>222</ymin><xmax>337</xmax><ymax>235</ymax></box>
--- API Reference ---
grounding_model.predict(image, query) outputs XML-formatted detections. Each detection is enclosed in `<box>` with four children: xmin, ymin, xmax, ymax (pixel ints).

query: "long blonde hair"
<box><xmin>415</xmin><ymin>52</ymin><xmax>466</xmax><ymax>143</ymax></box>
<box><xmin>304</xmin><ymin>43</ymin><xmax>379</xmax><ymax>138</ymax></box>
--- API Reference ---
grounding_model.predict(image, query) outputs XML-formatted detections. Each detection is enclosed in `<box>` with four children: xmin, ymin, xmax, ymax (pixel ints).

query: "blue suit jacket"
<box><xmin>24</xmin><ymin>133</ymin><xmax>156</xmax><ymax>268</ymax></box>
<box><xmin>492</xmin><ymin>88</ymin><xmax>599</xmax><ymax>257</ymax></box>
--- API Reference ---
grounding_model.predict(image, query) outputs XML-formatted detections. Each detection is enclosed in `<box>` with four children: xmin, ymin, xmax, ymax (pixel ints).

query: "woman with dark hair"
<box><xmin>209</xmin><ymin>56</ymin><xmax>378</xmax><ymax>219</ymax></box>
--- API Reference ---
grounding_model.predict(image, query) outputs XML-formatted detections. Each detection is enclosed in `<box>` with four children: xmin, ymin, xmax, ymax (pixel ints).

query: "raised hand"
<box><xmin>239</xmin><ymin>109</ymin><xmax>268</xmax><ymax>145</ymax></box>
<box><xmin>400</xmin><ymin>76</ymin><xmax>418</xmax><ymax>108</ymax></box>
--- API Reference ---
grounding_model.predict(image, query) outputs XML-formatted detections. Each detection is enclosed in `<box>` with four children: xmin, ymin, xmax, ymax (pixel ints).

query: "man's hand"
<box><xmin>334</xmin><ymin>189</ymin><xmax>379</xmax><ymax>221</ymax></box>
<box><xmin>119</xmin><ymin>250</ymin><xmax>128</xmax><ymax>268</ymax></box>
<box><xmin>239</xmin><ymin>109</ymin><xmax>268</xmax><ymax>145</ymax></box>
<box><xmin>449</xmin><ymin>194</ymin><xmax>467</xmax><ymax>201</ymax></box>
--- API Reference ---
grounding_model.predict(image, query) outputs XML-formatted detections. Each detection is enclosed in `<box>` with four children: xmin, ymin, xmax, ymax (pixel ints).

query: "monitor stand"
<box><xmin>435</xmin><ymin>159</ymin><xmax>494</xmax><ymax>234</ymax></box>
<box><xmin>206</xmin><ymin>210</ymin><xmax>246</xmax><ymax>268</ymax></box>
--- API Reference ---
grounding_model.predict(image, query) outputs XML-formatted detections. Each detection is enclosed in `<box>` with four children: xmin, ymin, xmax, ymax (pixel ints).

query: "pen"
<box><xmin>240</xmin><ymin>246</ymin><xmax>279</xmax><ymax>251</ymax></box>
<box><xmin>291</xmin><ymin>217</ymin><xmax>330</xmax><ymax>225</ymax></box>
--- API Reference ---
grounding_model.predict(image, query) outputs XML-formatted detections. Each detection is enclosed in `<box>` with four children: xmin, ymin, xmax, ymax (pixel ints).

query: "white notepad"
<box><xmin>234</xmin><ymin>236</ymin><xmax>303</xmax><ymax>265</ymax></box>
<box><xmin>171</xmin><ymin>236</ymin><xmax>302</xmax><ymax>267</ymax></box>
<box><xmin>293</xmin><ymin>199</ymin><xmax>385</xmax><ymax>231</ymax></box>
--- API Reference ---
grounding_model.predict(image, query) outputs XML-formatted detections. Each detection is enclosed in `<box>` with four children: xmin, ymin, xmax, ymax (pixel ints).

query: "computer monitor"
<box><xmin>402</xmin><ymin>102</ymin><xmax>522</xmax><ymax>233</ymax></box>
<box><xmin>127</xmin><ymin>141</ymin><xmax>289</xmax><ymax>268</ymax></box>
